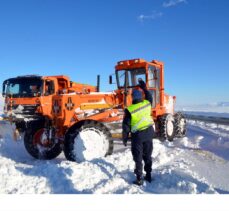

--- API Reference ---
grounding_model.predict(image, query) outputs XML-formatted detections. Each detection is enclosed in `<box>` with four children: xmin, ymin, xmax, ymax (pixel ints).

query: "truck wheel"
<box><xmin>64</xmin><ymin>120</ymin><xmax>113</xmax><ymax>162</ymax></box>
<box><xmin>159</xmin><ymin>114</ymin><xmax>175</xmax><ymax>142</ymax></box>
<box><xmin>24</xmin><ymin>126</ymin><xmax>62</xmax><ymax>160</ymax></box>
<box><xmin>174</xmin><ymin>112</ymin><xmax>186</xmax><ymax>138</ymax></box>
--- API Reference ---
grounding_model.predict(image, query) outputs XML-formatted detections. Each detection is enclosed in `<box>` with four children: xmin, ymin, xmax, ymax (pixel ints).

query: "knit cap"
<box><xmin>132</xmin><ymin>89</ymin><xmax>142</xmax><ymax>101</ymax></box>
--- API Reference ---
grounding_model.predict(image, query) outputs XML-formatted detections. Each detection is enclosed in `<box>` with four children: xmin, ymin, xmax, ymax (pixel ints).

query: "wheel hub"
<box><xmin>179</xmin><ymin>118</ymin><xmax>186</xmax><ymax>132</ymax></box>
<box><xmin>167</xmin><ymin>120</ymin><xmax>174</xmax><ymax>136</ymax></box>
<box><xmin>33</xmin><ymin>129</ymin><xmax>51</xmax><ymax>147</ymax></box>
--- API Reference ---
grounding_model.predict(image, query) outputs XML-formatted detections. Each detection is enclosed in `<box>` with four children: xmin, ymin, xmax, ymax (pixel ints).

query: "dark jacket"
<box><xmin>122</xmin><ymin>88</ymin><xmax>154</xmax><ymax>143</ymax></box>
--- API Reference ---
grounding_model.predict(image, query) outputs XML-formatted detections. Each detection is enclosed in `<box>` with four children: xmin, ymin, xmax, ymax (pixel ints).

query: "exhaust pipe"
<box><xmin>97</xmin><ymin>75</ymin><xmax>100</xmax><ymax>92</ymax></box>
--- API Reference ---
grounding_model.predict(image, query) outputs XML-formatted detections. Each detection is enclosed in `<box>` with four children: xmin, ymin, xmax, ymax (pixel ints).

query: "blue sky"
<box><xmin>0</xmin><ymin>0</ymin><xmax>228</xmax><ymax>105</ymax></box>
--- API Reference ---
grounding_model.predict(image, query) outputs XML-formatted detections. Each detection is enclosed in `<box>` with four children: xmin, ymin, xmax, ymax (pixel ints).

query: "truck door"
<box><xmin>40</xmin><ymin>79</ymin><xmax>55</xmax><ymax>116</ymax></box>
<box><xmin>148</xmin><ymin>65</ymin><xmax>160</xmax><ymax>108</ymax></box>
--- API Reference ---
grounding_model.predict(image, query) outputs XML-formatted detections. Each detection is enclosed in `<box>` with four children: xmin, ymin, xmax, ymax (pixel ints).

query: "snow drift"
<box><xmin>0</xmin><ymin>119</ymin><xmax>229</xmax><ymax>194</ymax></box>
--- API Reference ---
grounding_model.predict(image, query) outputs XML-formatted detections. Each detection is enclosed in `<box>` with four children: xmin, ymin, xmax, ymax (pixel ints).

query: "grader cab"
<box><xmin>17</xmin><ymin>59</ymin><xmax>186</xmax><ymax>162</ymax></box>
<box><xmin>112</xmin><ymin>59</ymin><xmax>185</xmax><ymax>141</ymax></box>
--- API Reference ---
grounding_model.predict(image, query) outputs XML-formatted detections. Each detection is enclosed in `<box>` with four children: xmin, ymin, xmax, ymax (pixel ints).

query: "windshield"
<box><xmin>3</xmin><ymin>78</ymin><xmax>43</xmax><ymax>98</ymax></box>
<box><xmin>116</xmin><ymin>68</ymin><xmax>146</xmax><ymax>88</ymax></box>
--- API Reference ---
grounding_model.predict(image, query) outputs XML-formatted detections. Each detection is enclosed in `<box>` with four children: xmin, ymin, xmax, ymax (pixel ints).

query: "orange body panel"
<box><xmin>52</xmin><ymin>93</ymin><xmax>121</xmax><ymax>124</ymax></box>
<box><xmin>3</xmin><ymin>75</ymin><xmax>97</xmax><ymax>120</ymax></box>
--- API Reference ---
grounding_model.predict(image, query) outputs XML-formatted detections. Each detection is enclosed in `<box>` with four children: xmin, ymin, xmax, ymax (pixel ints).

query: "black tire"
<box><xmin>174</xmin><ymin>112</ymin><xmax>187</xmax><ymax>138</ymax></box>
<box><xmin>158</xmin><ymin>113</ymin><xmax>175</xmax><ymax>142</ymax></box>
<box><xmin>24</xmin><ymin>124</ymin><xmax>62</xmax><ymax>160</ymax></box>
<box><xmin>64</xmin><ymin>120</ymin><xmax>113</xmax><ymax>162</ymax></box>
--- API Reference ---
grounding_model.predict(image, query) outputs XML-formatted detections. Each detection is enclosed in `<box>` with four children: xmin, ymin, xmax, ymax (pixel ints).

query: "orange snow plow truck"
<box><xmin>1</xmin><ymin>59</ymin><xmax>186</xmax><ymax>161</ymax></box>
<box><xmin>2</xmin><ymin>75</ymin><xmax>97</xmax><ymax>132</ymax></box>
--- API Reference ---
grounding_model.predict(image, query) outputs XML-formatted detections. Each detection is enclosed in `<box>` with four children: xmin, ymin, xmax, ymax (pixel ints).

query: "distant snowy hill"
<box><xmin>216</xmin><ymin>102</ymin><xmax>229</xmax><ymax>107</ymax></box>
<box><xmin>176</xmin><ymin>102</ymin><xmax>229</xmax><ymax>116</ymax></box>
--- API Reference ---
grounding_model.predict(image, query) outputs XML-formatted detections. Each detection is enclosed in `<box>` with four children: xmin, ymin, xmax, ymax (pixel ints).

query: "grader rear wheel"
<box><xmin>64</xmin><ymin>120</ymin><xmax>113</xmax><ymax>162</ymax></box>
<box><xmin>174</xmin><ymin>112</ymin><xmax>187</xmax><ymax>138</ymax></box>
<box><xmin>159</xmin><ymin>113</ymin><xmax>175</xmax><ymax>142</ymax></box>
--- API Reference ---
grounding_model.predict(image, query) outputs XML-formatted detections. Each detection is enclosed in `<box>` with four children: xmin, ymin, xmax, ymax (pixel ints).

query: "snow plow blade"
<box><xmin>0</xmin><ymin>120</ymin><xmax>20</xmax><ymax>141</ymax></box>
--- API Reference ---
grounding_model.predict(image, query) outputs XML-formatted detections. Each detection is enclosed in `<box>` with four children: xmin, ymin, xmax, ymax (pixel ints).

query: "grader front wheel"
<box><xmin>24</xmin><ymin>125</ymin><xmax>62</xmax><ymax>160</ymax></box>
<box><xmin>64</xmin><ymin>120</ymin><xmax>113</xmax><ymax>162</ymax></box>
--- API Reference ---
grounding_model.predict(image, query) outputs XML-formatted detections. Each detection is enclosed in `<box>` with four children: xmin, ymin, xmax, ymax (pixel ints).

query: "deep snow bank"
<box><xmin>1</xmin><ymin>121</ymin><xmax>229</xmax><ymax>194</ymax></box>
<box><xmin>1</xmin><ymin>112</ymin><xmax>229</xmax><ymax>194</ymax></box>
<box><xmin>0</xmin><ymin>137</ymin><xmax>183</xmax><ymax>194</ymax></box>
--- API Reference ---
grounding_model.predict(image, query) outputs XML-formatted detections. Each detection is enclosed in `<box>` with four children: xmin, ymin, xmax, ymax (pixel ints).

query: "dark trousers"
<box><xmin>131</xmin><ymin>134</ymin><xmax>153</xmax><ymax>178</ymax></box>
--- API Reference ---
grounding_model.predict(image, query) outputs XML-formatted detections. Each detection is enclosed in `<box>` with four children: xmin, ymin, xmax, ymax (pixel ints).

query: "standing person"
<box><xmin>122</xmin><ymin>79</ymin><xmax>154</xmax><ymax>186</ymax></box>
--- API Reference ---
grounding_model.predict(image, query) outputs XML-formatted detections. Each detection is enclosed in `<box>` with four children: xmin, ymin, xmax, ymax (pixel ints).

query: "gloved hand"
<box><xmin>123</xmin><ymin>140</ymin><xmax>127</xmax><ymax>147</ymax></box>
<box><xmin>138</xmin><ymin>78</ymin><xmax>146</xmax><ymax>89</ymax></box>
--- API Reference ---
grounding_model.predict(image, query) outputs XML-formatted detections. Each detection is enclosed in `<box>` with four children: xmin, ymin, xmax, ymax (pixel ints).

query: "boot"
<box><xmin>144</xmin><ymin>173</ymin><xmax>152</xmax><ymax>183</ymax></box>
<box><xmin>133</xmin><ymin>176</ymin><xmax>143</xmax><ymax>186</ymax></box>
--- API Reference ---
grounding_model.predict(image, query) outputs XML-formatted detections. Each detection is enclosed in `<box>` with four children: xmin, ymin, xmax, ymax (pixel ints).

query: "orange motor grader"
<box><xmin>21</xmin><ymin>59</ymin><xmax>186</xmax><ymax>161</ymax></box>
<box><xmin>2</xmin><ymin>75</ymin><xmax>97</xmax><ymax>132</ymax></box>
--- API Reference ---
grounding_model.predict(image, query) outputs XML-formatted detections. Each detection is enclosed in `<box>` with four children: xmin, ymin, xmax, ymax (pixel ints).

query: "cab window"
<box><xmin>44</xmin><ymin>80</ymin><xmax>55</xmax><ymax>96</ymax></box>
<box><xmin>117</xmin><ymin>68</ymin><xmax>146</xmax><ymax>88</ymax></box>
<box><xmin>148</xmin><ymin>66</ymin><xmax>157</xmax><ymax>88</ymax></box>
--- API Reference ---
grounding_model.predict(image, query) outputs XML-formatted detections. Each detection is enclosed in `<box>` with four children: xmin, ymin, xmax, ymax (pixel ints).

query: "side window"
<box><xmin>148</xmin><ymin>66</ymin><xmax>156</xmax><ymax>88</ymax></box>
<box><xmin>155</xmin><ymin>68</ymin><xmax>160</xmax><ymax>104</ymax></box>
<box><xmin>130</xmin><ymin>69</ymin><xmax>146</xmax><ymax>86</ymax></box>
<box><xmin>148</xmin><ymin>66</ymin><xmax>160</xmax><ymax>105</ymax></box>
<box><xmin>149</xmin><ymin>90</ymin><xmax>156</xmax><ymax>108</ymax></box>
<box><xmin>44</xmin><ymin>80</ymin><xmax>55</xmax><ymax>96</ymax></box>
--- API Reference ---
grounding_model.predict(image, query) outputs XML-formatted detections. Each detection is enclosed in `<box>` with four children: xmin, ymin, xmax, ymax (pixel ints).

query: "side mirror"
<box><xmin>2</xmin><ymin>81</ymin><xmax>6</xmax><ymax>97</ymax></box>
<box><xmin>109</xmin><ymin>75</ymin><xmax>113</xmax><ymax>84</ymax></box>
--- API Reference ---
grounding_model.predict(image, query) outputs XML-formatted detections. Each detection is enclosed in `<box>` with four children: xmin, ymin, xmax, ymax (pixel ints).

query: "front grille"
<box><xmin>6</xmin><ymin>104</ymin><xmax>40</xmax><ymax>119</ymax></box>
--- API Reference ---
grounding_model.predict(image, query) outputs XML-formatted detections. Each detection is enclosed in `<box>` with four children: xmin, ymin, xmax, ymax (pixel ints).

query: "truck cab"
<box><xmin>2</xmin><ymin>75</ymin><xmax>96</xmax><ymax>131</ymax></box>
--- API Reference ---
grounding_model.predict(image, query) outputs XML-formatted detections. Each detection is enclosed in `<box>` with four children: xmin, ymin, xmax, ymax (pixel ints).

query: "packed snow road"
<box><xmin>0</xmin><ymin>120</ymin><xmax>229</xmax><ymax>194</ymax></box>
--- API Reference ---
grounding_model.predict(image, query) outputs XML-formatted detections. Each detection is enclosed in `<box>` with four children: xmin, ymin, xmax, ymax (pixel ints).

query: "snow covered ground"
<box><xmin>0</xmin><ymin>120</ymin><xmax>229</xmax><ymax>194</ymax></box>
<box><xmin>1</xmin><ymin>99</ymin><xmax>229</xmax><ymax>194</ymax></box>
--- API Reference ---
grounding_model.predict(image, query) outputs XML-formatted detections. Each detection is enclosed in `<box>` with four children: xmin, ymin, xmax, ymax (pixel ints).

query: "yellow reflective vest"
<box><xmin>127</xmin><ymin>100</ymin><xmax>154</xmax><ymax>133</ymax></box>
